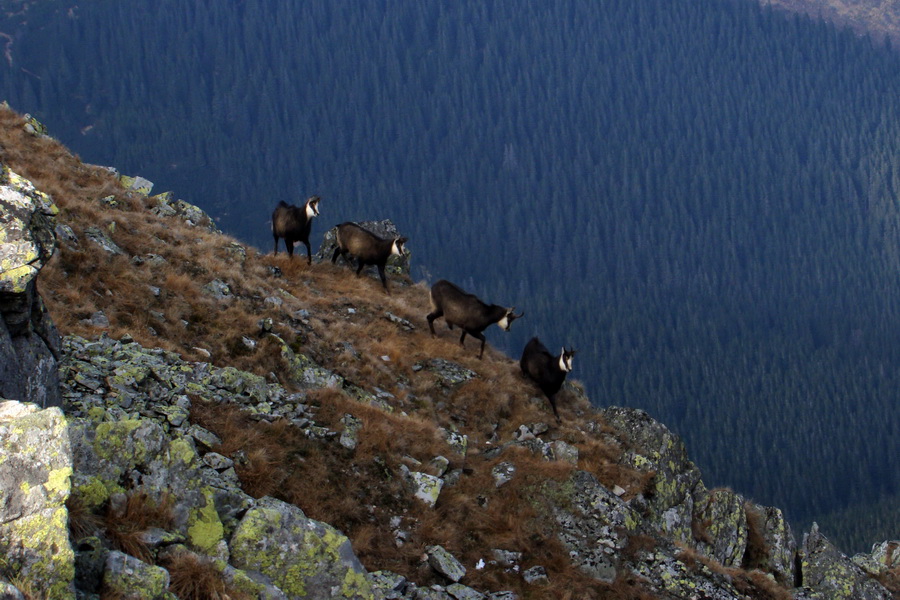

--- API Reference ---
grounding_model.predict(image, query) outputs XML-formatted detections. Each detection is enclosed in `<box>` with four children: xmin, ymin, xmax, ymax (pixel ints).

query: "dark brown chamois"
<box><xmin>520</xmin><ymin>337</ymin><xmax>576</xmax><ymax>423</ymax></box>
<box><xmin>426</xmin><ymin>279</ymin><xmax>523</xmax><ymax>359</ymax></box>
<box><xmin>272</xmin><ymin>195</ymin><xmax>320</xmax><ymax>264</ymax></box>
<box><xmin>331</xmin><ymin>222</ymin><xmax>408</xmax><ymax>293</ymax></box>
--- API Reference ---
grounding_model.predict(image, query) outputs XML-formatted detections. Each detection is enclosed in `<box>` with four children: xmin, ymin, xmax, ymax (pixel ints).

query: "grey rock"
<box><xmin>521</xmin><ymin>566</ymin><xmax>548</xmax><ymax>585</ymax></box>
<box><xmin>201</xmin><ymin>278</ymin><xmax>232</xmax><ymax>300</ymax></box>
<box><xmin>418</xmin><ymin>358</ymin><xmax>477</xmax><ymax>387</ymax></box>
<box><xmin>491</xmin><ymin>462</ymin><xmax>515</xmax><ymax>487</ymax></box>
<box><xmin>427</xmin><ymin>545</ymin><xmax>466</xmax><ymax>583</ymax></box>
<box><xmin>84</xmin><ymin>226</ymin><xmax>126</xmax><ymax>255</ymax></box>
<box><xmin>230</xmin><ymin>496</ymin><xmax>373</xmax><ymax>599</ymax></box>
<box><xmin>0</xmin><ymin>401</ymin><xmax>75</xmax><ymax>599</ymax></box>
<box><xmin>801</xmin><ymin>523</ymin><xmax>893</xmax><ymax>600</ymax></box>
<box><xmin>102</xmin><ymin>551</ymin><xmax>169</xmax><ymax>598</ymax></box>
<box><xmin>0</xmin><ymin>168</ymin><xmax>62</xmax><ymax>409</ymax></box>
<box><xmin>446</xmin><ymin>582</ymin><xmax>485</xmax><ymax>599</ymax></box>
<box><xmin>339</xmin><ymin>413</ymin><xmax>363</xmax><ymax>450</ymax></box>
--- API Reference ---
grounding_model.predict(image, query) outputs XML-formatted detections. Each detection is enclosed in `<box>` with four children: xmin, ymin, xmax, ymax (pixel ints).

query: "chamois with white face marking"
<box><xmin>427</xmin><ymin>279</ymin><xmax>524</xmax><ymax>359</ymax></box>
<box><xmin>272</xmin><ymin>195</ymin><xmax>321</xmax><ymax>264</ymax></box>
<box><xmin>331</xmin><ymin>222</ymin><xmax>408</xmax><ymax>293</ymax></box>
<box><xmin>520</xmin><ymin>337</ymin><xmax>576</xmax><ymax>423</ymax></box>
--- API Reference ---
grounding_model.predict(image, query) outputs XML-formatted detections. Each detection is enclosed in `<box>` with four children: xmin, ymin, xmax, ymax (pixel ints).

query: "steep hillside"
<box><xmin>2</xmin><ymin>108</ymin><xmax>899</xmax><ymax>598</ymax></box>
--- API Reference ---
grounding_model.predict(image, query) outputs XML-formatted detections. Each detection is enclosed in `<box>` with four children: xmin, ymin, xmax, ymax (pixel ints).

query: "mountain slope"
<box><xmin>3</xmin><ymin>0</ymin><xmax>900</xmax><ymax>554</ymax></box>
<box><xmin>7</xmin><ymin>103</ymin><xmax>900</xmax><ymax>599</ymax></box>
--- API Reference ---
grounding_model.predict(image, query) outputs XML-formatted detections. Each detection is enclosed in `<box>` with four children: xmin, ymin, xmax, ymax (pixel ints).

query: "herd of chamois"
<box><xmin>272</xmin><ymin>196</ymin><xmax>576</xmax><ymax>422</ymax></box>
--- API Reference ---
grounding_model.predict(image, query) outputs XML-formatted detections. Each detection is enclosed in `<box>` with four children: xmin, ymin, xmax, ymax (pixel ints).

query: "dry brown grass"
<box><xmin>161</xmin><ymin>551</ymin><xmax>254</xmax><ymax>600</ymax></box>
<box><xmin>103</xmin><ymin>491</ymin><xmax>176</xmax><ymax>563</ymax></box>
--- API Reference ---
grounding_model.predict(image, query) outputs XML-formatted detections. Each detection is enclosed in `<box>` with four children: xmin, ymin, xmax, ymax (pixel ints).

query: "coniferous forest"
<box><xmin>2</xmin><ymin>0</ymin><xmax>900</xmax><ymax>553</ymax></box>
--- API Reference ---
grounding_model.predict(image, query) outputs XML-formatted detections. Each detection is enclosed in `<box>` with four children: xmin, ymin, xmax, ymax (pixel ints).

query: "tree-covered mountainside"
<box><xmin>2</xmin><ymin>0</ymin><xmax>900</xmax><ymax>553</ymax></box>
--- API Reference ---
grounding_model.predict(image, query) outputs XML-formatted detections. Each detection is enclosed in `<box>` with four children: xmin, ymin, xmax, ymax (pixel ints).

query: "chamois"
<box><xmin>331</xmin><ymin>222</ymin><xmax>408</xmax><ymax>293</ymax></box>
<box><xmin>520</xmin><ymin>337</ymin><xmax>576</xmax><ymax>423</ymax></box>
<box><xmin>427</xmin><ymin>279</ymin><xmax>523</xmax><ymax>359</ymax></box>
<box><xmin>272</xmin><ymin>195</ymin><xmax>321</xmax><ymax>264</ymax></box>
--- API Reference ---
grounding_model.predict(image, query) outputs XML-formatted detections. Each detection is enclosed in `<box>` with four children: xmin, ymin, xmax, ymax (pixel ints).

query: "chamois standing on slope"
<box><xmin>520</xmin><ymin>337</ymin><xmax>576</xmax><ymax>423</ymax></box>
<box><xmin>272</xmin><ymin>195</ymin><xmax>321</xmax><ymax>264</ymax></box>
<box><xmin>427</xmin><ymin>279</ymin><xmax>523</xmax><ymax>359</ymax></box>
<box><xmin>331</xmin><ymin>222</ymin><xmax>408</xmax><ymax>293</ymax></box>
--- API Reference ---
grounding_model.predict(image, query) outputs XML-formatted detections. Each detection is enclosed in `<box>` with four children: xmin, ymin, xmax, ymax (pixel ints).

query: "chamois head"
<box><xmin>306</xmin><ymin>195</ymin><xmax>321</xmax><ymax>218</ymax></box>
<box><xmin>559</xmin><ymin>347</ymin><xmax>576</xmax><ymax>372</ymax></box>
<box><xmin>391</xmin><ymin>237</ymin><xmax>409</xmax><ymax>257</ymax></box>
<box><xmin>497</xmin><ymin>308</ymin><xmax>524</xmax><ymax>331</ymax></box>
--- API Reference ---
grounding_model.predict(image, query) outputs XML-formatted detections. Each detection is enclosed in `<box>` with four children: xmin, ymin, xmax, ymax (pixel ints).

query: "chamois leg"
<box><xmin>355</xmin><ymin>261</ymin><xmax>365</xmax><ymax>277</ymax></box>
<box><xmin>377</xmin><ymin>264</ymin><xmax>389</xmax><ymax>293</ymax></box>
<box><xmin>458</xmin><ymin>330</ymin><xmax>468</xmax><ymax>347</ymax></box>
<box><xmin>285</xmin><ymin>237</ymin><xmax>295</xmax><ymax>259</ymax></box>
<box><xmin>331</xmin><ymin>247</ymin><xmax>342</xmax><ymax>263</ymax></box>
<box><xmin>273</xmin><ymin>235</ymin><xmax>280</xmax><ymax>255</ymax></box>
<box><xmin>426</xmin><ymin>311</ymin><xmax>442</xmax><ymax>336</ymax></box>
<box><xmin>548</xmin><ymin>395</ymin><xmax>561</xmax><ymax>423</ymax></box>
<box><xmin>474</xmin><ymin>332</ymin><xmax>487</xmax><ymax>359</ymax></box>
<box><xmin>303</xmin><ymin>240</ymin><xmax>312</xmax><ymax>265</ymax></box>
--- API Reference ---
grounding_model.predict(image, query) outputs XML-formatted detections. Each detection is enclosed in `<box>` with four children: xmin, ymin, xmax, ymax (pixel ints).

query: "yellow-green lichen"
<box><xmin>168</xmin><ymin>437</ymin><xmax>198</xmax><ymax>467</ymax></box>
<box><xmin>187</xmin><ymin>488</ymin><xmax>224</xmax><ymax>554</ymax></box>
<box><xmin>46</xmin><ymin>466</ymin><xmax>73</xmax><ymax>498</ymax></box>
<box><xmin>74</xmin><ymin>476</ymin><xmax>116</xmax><ymax>511</ymax></box>
<box><xmin>94</xmin><ymin>419</ymin><xmax>147</xmax><ymax>462</ymax></box>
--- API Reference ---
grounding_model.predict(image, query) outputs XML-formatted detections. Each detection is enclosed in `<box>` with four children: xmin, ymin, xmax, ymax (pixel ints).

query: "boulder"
<box><xmin>800</xmin><ymin>523</ymin><xmax>893</xmax><ymax>600</ymax></box>
<box><xmin>229</xmin><ymin>496</ymin><xmax>375</xmax><ymax>599</ymax></box>
<box><xmin>0</xmin><ymin>400</ymin><xmax>75</xmax><ymax>599</ymax></box>
<box><xmin>0</xmin><ymin>166</ymin><xmax>62</xmax><ymax>409</ymax></box>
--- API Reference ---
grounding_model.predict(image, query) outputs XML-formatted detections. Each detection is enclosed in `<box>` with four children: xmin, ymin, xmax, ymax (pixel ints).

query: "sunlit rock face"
<box><xmin>0</xmin><ymin>164</ymin><xmax>62</xmax><ymax>409</ymax></box>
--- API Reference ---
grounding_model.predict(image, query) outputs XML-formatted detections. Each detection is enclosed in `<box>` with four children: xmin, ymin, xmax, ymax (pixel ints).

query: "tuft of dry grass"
<box><xmin>161</xmin><ymin>551</ymin><xmax>254</xmax><ymax>600</ymax></box>
<box><xmin>103</xmin><ymin>491</ymin><xmax>176</xmax><ymax>563</ymax></box>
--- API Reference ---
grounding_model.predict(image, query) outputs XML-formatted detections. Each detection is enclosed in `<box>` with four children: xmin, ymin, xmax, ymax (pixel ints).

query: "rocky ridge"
<box><xmin>0</xmin><ymin>109</ymin><xmax>898</xmax><ymax>599</ymax></box>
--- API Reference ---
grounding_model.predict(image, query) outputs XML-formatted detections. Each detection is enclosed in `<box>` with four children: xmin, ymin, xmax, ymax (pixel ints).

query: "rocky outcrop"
<box><xmin>0</xmin><ymin>164</ymin><xmax>62</xmax><ymax>408</ymax></box>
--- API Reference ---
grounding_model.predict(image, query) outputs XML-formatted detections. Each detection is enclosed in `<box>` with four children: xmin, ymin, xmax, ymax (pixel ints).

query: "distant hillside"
<box><xmin>762</xmin><ymin>0</ymin><xmax>900</xmax><ymax>44</ymax></box>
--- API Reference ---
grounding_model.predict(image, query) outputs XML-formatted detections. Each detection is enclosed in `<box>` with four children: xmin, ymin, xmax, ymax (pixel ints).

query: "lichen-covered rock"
<box><xmin>693</xmin><ymin>487</ymin><xmax>747</xmax><ymax>567</ymax></box>
<box><xmin>602</xmin><ymin>406</ymin><xmax>702</xmax><ymax>545</ymax></box>
<box><xmin>800</xmin><ymin>523</ymin><xmax>893</xmax><ymax>600</ymax></box>
<box><xmin>626</xmin><ymin>544</ymin><xmax>745</xmax><ymax>600</ymax></box>
<box><xmin>416</xmin><ymin>358</ymin><xmax>477</xmax><ymax>387</ymax></box>
<box><xmin>102</xmin><ymin>551</ymin><xmax>171</xmax><ymax>599</ymax></box>
<box><xmin>541</xmin><ymin>470</ymin><xmax>640</xmax><ymax>582</ymax></box>
<box><xmin>0</xmin><ymin>400</ymin><xmax>75</xmax><ymax>599</ymax></box>
<box><xmin>746</xmin><ymin>503</ymin><xmax>797</xmax><ymax>585</ymax></box>
<box><xmin>854</xmin><ymin>540</ymin><xmax>900</xmax><ymax>577</ymax></box>
<box><xmin>83</xmin><ymin>226</ymin><xmax>126</xmax><ymax>255</ymax></box>
<box><xmin>401</xmin><ymin>465</ymin><xmax>444</xmax><ymax>507</ymax></box>
<box><xmin>0</xmin><ymin>166</ymin><xmax>62</xmax><ymax>408</ymax></box>
<box><xmin>118</xmin><ymin>174</ymin><xmax>154</xmax><ymax>195</ymax></box>
<box><xmin>426</xmin><ymin>545</ymin><xmax>466</xmax><ymax>583</ymax></box>
<box><xmin>229</xmin><ymin>496</ymin><xmax>375</xmax><ymax>599</ymax></box>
